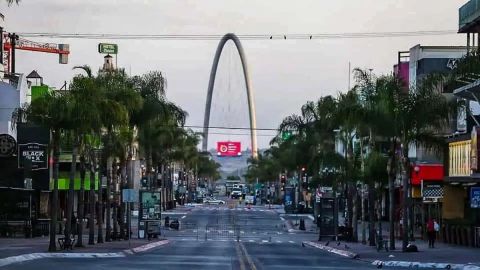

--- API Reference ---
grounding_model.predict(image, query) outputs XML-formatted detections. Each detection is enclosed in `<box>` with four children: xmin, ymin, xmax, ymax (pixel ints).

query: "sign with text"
<box><xmin>98</xmin><ymin>43</ymin><xmax>118</xmax><ymax>54</ymax></box>
<box><xmin>18</xmin><ymin>143</ymin><xmax>48</xmax><ymax>170</ymax></box>
<box><xmin>217</xmin><ymin>141</ymin><xmax>242</xmax><ymax>157</ymax></box>
<box><xmin>471</xmin><ymin>187</ymin><xmax>480</xmax><ymax>208</ymax></box>
<box><xmin>472</xmin><ymin>127</ymin><xmax>480</xmax><ymax>171</ymax></box>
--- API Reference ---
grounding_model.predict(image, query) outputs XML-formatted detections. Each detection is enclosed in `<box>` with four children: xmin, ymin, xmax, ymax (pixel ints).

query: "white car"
<box><xmin>204</xmin><ymin>198</ymin><xmax>225</xmax><ymax>205</ymax></box>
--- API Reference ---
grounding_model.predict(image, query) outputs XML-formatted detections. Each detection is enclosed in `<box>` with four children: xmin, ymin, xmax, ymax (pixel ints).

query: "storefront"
<box><xmin>444</xmin><ymin>131</ymin><xmax>480</xmax><ymax>247</ymax></box>
<box><xmin>0</xmin><ymin>124</ymin><xmax>50</xmax><ymax>237</ymax></box>
<box><xmin>410</xmin><ymin>163</ymin><xmax>444</xmax><ymax>238</ymax></box>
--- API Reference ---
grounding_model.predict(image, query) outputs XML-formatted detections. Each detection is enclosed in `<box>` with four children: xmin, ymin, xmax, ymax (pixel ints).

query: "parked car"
<box><xmin>204</xmin><ymin>198</ymin><xmax>225</xmax><ymax>205</ymax></box>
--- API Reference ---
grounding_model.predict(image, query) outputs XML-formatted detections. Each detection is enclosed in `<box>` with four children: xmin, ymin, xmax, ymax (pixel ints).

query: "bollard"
<box><xmin>299</xmin><ymin>218</ymin><xmax>306</xmax><ymax>231</ymax></box>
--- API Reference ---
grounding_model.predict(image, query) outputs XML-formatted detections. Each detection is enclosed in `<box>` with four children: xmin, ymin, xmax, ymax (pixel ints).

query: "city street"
<box><xmin>3</xmin><ymin>2</ymin><xmax>480</xmax><ymax>269</ymax></box>
<box><xmin>1</xmin><ymin>200</ymin><xmax>404</xmax><ymax>270</ymax></box>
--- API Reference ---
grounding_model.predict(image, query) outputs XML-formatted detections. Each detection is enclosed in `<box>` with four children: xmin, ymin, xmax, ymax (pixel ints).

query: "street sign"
<box><xmin>122</xmin><ymin>189</ymin><xmax>138</xmax><ymax>203</ymax></box>
<box><xmin>98</xmin><ymin>43</ymin><xmax>118</xmax><ymax>54</ymax></box>
<box><xmin>471</xmin><ymin>187</ymin><xmax>480</xmax><ymax>208</ymax></box>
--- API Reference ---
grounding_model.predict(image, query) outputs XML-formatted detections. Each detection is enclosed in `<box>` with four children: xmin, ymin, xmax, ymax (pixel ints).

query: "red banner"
<box><xmin>217</xmin><ymin>141</ymin><xmax>242</xmax><ymax>157</ymax></box>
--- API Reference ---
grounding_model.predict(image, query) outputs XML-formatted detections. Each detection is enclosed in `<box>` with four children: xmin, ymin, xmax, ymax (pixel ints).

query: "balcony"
<box><xmin>459</xmin><ymin>0</ymin><xmax>480</xmax><ymax>33</ymax></box>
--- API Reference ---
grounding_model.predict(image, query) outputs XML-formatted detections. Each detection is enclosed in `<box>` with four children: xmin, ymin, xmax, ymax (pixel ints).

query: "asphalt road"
<box><xmin>3</xmin><ymin>199</ymin><xmax>402</xmax><ymax>270</ymax></box>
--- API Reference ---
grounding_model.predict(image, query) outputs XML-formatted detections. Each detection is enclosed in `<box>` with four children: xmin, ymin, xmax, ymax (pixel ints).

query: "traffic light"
<box><xmin>141</xmin><ymin>177</ymin><xmax>148</xmax><ymax>189</ymax></box>
<box><xmin>281</xmin><ymin>174</ymin><xmax>286</xmax><ymax>191</ymax></box>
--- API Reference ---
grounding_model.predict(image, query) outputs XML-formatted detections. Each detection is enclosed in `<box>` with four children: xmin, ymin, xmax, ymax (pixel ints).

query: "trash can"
<box><xmin>170</xmin><ymin>219</ymin><xmax>179</xmax><ymax>230</ymax></box>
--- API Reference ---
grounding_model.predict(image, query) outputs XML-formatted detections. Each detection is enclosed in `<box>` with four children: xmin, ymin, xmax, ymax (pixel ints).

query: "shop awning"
<box><xmin>445</xmin><ymin>174</ymin><xmax>480</xmax><ymax>184</ymax></box>
<box><xmin>453</xmin><ymin>79</ymin><xmax>480</xmax><ymax>101</ymax></box>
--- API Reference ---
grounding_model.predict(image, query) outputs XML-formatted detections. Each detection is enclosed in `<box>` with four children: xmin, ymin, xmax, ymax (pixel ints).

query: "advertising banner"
<box><xmin>217</xmin><ymin>141</ymin><xmax>242</xmax><ymax>157</ymax></box>
<box><xmin>471</xmin><ymin>187</ymin><xmax>480</xmax><ymax>208</ymax></box>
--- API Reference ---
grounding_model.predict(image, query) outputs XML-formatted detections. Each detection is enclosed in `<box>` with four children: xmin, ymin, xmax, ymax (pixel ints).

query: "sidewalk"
<box><xmin>306</xmin><ymin>238</ymin><xmax>480</xmax><ymax>269</ymax></box>
<box><xmin>0</xmin><ymin>235</ymin><xmax>166</xmax><ymax>259</ymax></box>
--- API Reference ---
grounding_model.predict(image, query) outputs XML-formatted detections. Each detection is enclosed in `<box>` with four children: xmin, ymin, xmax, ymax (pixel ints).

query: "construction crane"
<box><xmin>1</xmin><ymin>30</ymin><xmax>69</xmax><ymax>74</ymax></box>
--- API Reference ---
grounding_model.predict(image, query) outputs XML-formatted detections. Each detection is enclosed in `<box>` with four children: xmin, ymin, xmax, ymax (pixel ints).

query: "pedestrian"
<box><xmin>426</xmin><ymin>218</ymin><xmax>435</xmax><ymax>248</ymax></box>
<box><xmin>434</xmin><ymin>219</ymin><xmax>440</xmax><ymax>241</ymax></box>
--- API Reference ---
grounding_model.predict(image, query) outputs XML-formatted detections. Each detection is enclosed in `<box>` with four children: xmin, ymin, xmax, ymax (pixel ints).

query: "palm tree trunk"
<box><xmin>377</xmin><ymin>188</ymin><xmax>383</xmax><ymax>244</ymax></box>
<box><xmin>361</xmin><ymin>184</ymin><xmax>366</xmax><ymax>244</ymax></box>
<box><xmin>105</xmin><ymin>157</ymin><xmax>113</xmax><ymax>242</ymax></box>
<box><xmin>97</xmin><ymin>162</ymin><xmax>104</xmax><ymax>243</ymax></box>
<box><xmin>119</xmin><ymin>160</ymin><xmax>127</xmax><ymax>239</ymax></box>
<box><xmin>126</xmin><ymin>151</ymin><xmax>133</xmax><ymax>240</ymax></box>
<box><xmin>112</xmin><ymin>162</ymin><xmax>119</xmax><ymax>240</ymax></box>
<box><xmin>368</xmin><ymin>184</ymin><xmax>376</xmax><ymax>246</ymax></box>
<box><xmin>48</xmin><ymin>131</ymin><xmax>60</xmax><ymax>252</ymax></box>
<box><xmin>402</xmin><ymin>149</ymin><xmax>410</xmax><ymax>252</ymax></box>
<box><xmin>88</xmin><ymin>156</ymin><xmax>96</xmax><ymax>245</ymax></box>
<box><xmin>76</xmin><ymin>154</ymin><xmax>86</xmax><ymax>247</ymax></box>
<box><xmin>352</xmin><ymin>186</ymin><xmax>358</xmax><ymax>242</ymax></box>
<box><xmin>388</xmin><ymin>138</ymin><xmax>397</xmax><ymax>250</ymax></box>
<box><xmin>65</xmin><ymin>140</ymin><xmax>78</xmax><ymax>246</ymax></box>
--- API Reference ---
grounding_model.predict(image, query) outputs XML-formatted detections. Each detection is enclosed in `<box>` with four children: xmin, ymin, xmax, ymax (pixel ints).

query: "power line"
<box><xmin>184</xmin><ymin>125</ymin><xmax>279</xmax><ymax>131</ymax></box>
<box><xmin>207</xmin><ymin>132</ymin><xmax>276</xmax><ymax>137</ymax></box>
<box><xmin>13</xmin><ymin>30</ymin><xmax>458</xmax><ymax>41</ymax></box>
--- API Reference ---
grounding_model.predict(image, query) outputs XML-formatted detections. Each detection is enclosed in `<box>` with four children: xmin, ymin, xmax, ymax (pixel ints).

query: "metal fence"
<box><xmin>162</xmin><ymin>222</ymin><xmax>199</xmax><ymax>241</ymax></box>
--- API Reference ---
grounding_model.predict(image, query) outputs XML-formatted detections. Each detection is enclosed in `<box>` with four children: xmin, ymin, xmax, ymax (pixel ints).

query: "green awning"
<box><xmin>50</xmin><ymin>177</ymin><xmax>99</xmax><ymax>190</ymax></box>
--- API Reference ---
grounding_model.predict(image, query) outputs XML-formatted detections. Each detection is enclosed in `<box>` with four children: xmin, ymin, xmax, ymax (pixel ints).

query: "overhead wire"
<box><xmin>13</xmin><ymin>30</ymin><xmax>458</xmax><ymax>40</ymax></box>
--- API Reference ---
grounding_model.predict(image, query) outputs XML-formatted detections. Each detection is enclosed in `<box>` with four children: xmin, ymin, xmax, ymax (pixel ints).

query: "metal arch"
<box><xmin>202</xmin><ymin>33</ymin><xmax>258</xmax><ymax>158</ymax></box>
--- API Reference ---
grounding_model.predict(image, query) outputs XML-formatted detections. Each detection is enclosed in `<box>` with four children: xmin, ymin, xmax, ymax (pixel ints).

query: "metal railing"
<box><xmin>162</xmin><ymin>222</ymin><xmax>199</xmax><ymax>240</ymax></box>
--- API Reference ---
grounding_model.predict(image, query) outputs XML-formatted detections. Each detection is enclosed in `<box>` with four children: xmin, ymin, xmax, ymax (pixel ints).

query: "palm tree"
<box><xmin>353</xmin><ymin>70</ymin><xmax>403</xmax><ymax>249</ymax></box>
<box><xmin>395</xmin><ymin>79</ymin><xmax>451</xmax><ymax>251</ymax></box>
<box><xmin>354</xmin><ymin>68</ymin><xmax>452</xmax><ymax>251</ymax></box>
<box><xmin>5</xmin><ymin>0</ymin><xmax>20</xmax><ymax>6</ymax></box>
<box><xmin>69</xmin><ymin>65</ymin><xmax>103</xmax><ymax>246</ymax></box>
<box><xmin>95</xmin><ymin>70</ymin><xmax>142</xmax><ymax>241</ymax></box>
<box><xmin>17</xmin><ymin>91</ymin><xmax>72</xmax><ymax>251</ymax></box>
<box><xmin>363</xmin><ymin>150</ymin><xmax>388</xmax><ymax>246</ymax></box>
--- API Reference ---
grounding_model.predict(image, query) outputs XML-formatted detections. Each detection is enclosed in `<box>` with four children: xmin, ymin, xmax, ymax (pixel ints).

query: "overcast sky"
<box><xmin>3</xmin><ymin>0</ymin><xmax>467</xmax><ymax>150</ymax></box>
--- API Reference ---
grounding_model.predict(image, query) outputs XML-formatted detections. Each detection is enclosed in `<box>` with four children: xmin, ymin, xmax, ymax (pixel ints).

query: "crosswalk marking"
<box><xmin>170</xmin><ymin>239</ymin><xmax>297</xmax><ymax>245</ymax></box>
<box><xmin>190</xmin><ymin>207</ymin><xmax>275</xmax><ymax>212</ymax></box>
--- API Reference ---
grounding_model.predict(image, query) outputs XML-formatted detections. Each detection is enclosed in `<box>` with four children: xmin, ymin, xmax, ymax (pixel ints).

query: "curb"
<box><xmin>0</xmin><ymin>239</ymin><xmax>171</xmax><ymax>268</ymax></box>
<box><xmin>302</xmin><ymin>241</ymin><xmax>359</xmax><ymax>259</ymax></box>
<box><xmin>371</xmin><ymin>260</ymin><xmax>480</xmax><ymax>270</ymax></box>
<box><xmin>0</xmin><ymin>252</ymin><xmax>125</xmax><ymax>268</ymax></box>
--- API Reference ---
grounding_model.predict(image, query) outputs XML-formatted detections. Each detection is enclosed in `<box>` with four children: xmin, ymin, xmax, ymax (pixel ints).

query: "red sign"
<box><xmin>217</xmin><ymin>141</ymin><xmax>242</xmax><ymax>157</ymax></box>
<box><xmin>410</xmin><ymin>163</ymin><xmax>444</xmax><ymax>186</ymax></box>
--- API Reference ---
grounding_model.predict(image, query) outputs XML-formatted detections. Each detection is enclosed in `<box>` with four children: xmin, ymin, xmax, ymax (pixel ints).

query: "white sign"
<box><xmin>122</xmin><ymin>189</ymin><xmax>138</xmax><ymax>203</ymax></box>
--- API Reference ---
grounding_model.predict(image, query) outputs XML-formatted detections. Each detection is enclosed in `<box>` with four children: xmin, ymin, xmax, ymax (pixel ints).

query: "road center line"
<box><xmin>234</xmin><ymin>242</ymin><xmax>247</xmax><ymax>270</ymax></box>
<box><xmin>239</xmin><ymin>242</ymin><xmax>257</xmax><ymax>270</ymax></box>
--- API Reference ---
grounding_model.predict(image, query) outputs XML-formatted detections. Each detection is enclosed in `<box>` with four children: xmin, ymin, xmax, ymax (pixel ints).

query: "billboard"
<box><xmin>217</xmin><ymin>141</ymin><xmax>241</xmax><ymax>157</ymax></box>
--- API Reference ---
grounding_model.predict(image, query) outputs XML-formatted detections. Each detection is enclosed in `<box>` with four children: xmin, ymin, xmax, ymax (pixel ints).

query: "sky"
<box><xmin>2</xmin><ymin>0</ymin><xmax>467</xmax><ymax>150</ymax></box>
